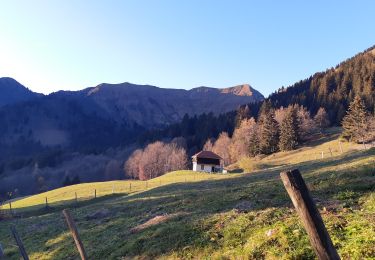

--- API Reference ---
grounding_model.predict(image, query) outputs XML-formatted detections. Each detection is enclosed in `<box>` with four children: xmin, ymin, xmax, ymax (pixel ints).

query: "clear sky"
<box><xmin>1</xmin><ymin>1</ymin><xmax>374</xmax><ymax>96</ymax></box>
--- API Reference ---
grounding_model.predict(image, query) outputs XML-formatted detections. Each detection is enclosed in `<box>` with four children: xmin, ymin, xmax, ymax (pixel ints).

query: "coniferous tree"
<box><xmin>248</xmin><ymin>124</ymin><xmax>260</xmax><ymax>156</ymax></box>
<box><xmin>259</xmin><ymin>100</ymin><xmax>279</xmax><ymax>154</ymax></box>
<box><xmin>258</xmin><ymin>100</ymin><xmax>273</xmax><ymax>119</ymax></box>
<box><xmin>341</xmin><ymin>95</ymin><xmax>368</xmax><ymax>143</ymax></box>
<box><xmin>235</xmin><ymin>105</ymin><xmax>250</xmax><ymax>128</ymax></box>
<box><xmin>279</xmin><ymin>106</ymin><xmax>299</xmax><ymax>151</ymax></box>
<box><xmin>259</xmin><ymin>107</ymin><xmax>279</xmax><ymax>154</ymax></box>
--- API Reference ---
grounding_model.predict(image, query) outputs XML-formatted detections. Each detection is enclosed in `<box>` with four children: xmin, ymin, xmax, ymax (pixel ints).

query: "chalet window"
<box><xmin>201</xmin><ymin>165</ymin><xmax>204</xmax><ymax>170</ymax></box>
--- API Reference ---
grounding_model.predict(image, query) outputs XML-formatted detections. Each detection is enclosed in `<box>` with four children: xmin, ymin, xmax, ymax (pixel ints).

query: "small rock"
<box><xmin>266</xmin><ymin>229</ymin><xmax>276</xmax><ymax>237</ymax></box>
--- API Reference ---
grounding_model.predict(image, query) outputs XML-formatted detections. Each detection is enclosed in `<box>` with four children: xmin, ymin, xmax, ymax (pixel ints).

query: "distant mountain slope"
<box><xmin>0</xmin><ymin>80</ymin><xmax>263</xmax><ymax>159</ymax></box>
<box><xmin>80</xmin><ymin>82</ymin><xmax>263</xmax><ymax>127</ymax></box>
<box><xmin>0</xmin><ymin>77</ymin><xmax>42</xmax><ymax>107</ymax></box>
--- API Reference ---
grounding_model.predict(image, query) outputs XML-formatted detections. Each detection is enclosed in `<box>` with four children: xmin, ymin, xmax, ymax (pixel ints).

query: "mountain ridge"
<box><xmin>0</xmin><ymin>79</ymin><xmax>264</xmax><ymax>159</ymax></box>
<box><xmin>0</xmin><ymin>77</ymin><xmax>42</xmax><ymax>107</ymax></box>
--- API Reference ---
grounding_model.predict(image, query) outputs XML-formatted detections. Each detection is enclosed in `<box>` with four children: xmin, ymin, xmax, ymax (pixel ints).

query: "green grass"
<box><xmin>0</xmin><ymin>132</ymin><xmax>374</xmax><ymax>259</ymax></box>
<box><xmin>1</xmin><ymin>171</ymin><xmax>232</xmax><ymax>211</ymax></box>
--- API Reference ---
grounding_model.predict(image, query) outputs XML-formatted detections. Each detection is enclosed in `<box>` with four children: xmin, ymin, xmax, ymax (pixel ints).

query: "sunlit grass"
<box><xmin>1</xmin><ymin>170</ymin><xmax>234</xmax><ymax>211</ymax></box>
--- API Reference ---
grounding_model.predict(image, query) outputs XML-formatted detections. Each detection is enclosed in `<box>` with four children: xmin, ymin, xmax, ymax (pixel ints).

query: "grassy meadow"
<box><xmin>0</xmin><ymin>131</ymin><xmax>374</xmax><ymax>259</ymax></box>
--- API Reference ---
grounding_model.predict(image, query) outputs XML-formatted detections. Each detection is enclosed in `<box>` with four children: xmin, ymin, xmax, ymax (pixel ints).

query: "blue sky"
<box><xmin>1</xmin><ymin>1</ymin><xmax>374</xmax><ymax>96</ymax></box>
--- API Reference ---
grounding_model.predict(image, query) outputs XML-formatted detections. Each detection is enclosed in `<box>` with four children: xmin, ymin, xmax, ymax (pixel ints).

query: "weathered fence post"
<box><xmin>75</xmin><ymin>192</ymin><xmax>78</xmax><ymax>203</ymax></box>
<box><xmin>280</xmin><ymin>169</ymin><xmax>340</xmax><ymax>260</ymax></box>
<box><xmin>94</xmin><ymin>189</ymin><xmax>96</xmax><ymax>199</ymax></box>
<box><xmin>62</xmin><ymin>209</ymin><xmax>88</xmax><ymax>260</ymax></box>
<box><xmin>10</xmin><ymin>225</ymin><xmax>29</xmax><ymax>260</ymax></box>
<box><xmin>45</xmin><ymin>197</ymin><xmax>48</xmax><ymax>209</ymax></box>
<box><xmin>129</xmin><ymin>183</ymin><xmax>132</xmax><ymax>192</ymax></box>
<box><xmin>321</xmin><ymin>151</ymin><xmax>324</xmax><ymax>159</ymax></box>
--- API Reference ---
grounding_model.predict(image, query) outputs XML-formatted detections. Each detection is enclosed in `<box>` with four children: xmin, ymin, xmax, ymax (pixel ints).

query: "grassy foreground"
<box><xmin>0</xmin><ymin>133</ymin><xmax>374</xmax><ymax>259</ymax></box>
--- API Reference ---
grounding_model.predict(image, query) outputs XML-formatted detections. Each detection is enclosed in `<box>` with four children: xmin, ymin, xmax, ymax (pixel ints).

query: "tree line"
<box><xmin>202</xmin><ymin>102</ymin><xmax>331</xmax><ymax>165</ymax></box>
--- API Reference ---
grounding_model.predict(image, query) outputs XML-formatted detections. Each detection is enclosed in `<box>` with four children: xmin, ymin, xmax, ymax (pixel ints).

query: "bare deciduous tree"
<box><xmin>124</xmin><ymin>149</ymin><xmax>142</xmax><ymax>179</ymax></box>
<box><xmin>212</xmin><ymin>132</ymin><xmax>232</xmax><ymax>166</ymax></box>
<box><xmin>203</xmin><ymin>138</ymin><xmax>214</xmax><ymax>151</ymax></box>
<box><xmin>124</xmin><ymin>141</ymin><xmax>188</xmax><ymax>180</ymax></box>
<box><xmin>295</xmin><ymin>105</ymin><xmax>316</xmax><ymax>141</ymax></box>
<box><xmin>229</xmin><ymin>118</ymin><xmax>257</xmax><ymax>161</ymax></box>
<box><xmin>314</xmin><ymin>107</ymin><xmax>330</xmax><ymax>133</ymax></box>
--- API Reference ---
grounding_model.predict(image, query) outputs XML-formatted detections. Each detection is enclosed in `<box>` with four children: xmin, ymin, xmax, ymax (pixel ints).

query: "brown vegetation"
<box><xmin>124</xmin><ymin>141</ymin><xmax>188</xmax><ymax>180</ymax></box>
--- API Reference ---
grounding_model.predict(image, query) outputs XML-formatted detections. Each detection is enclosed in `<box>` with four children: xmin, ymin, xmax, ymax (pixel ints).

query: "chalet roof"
<box><xmin>192</xmin><ymin>150</ymin><xmax>222</xmax><ymax>160</ymax></box>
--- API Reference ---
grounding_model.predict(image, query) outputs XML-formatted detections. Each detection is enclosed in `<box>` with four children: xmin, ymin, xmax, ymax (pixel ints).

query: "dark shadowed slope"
<box><xmin>0</xmin><ymin>77</ymin><xmax>42</xmax><ymax>107</ymax></box>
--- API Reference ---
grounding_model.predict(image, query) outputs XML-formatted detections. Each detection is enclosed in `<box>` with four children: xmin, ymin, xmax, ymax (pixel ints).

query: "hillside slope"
<box><xmin>1</xmin><ymin>132</ymin><xmax>374</xmax><ymax>259</ymax></box>
<box><xmin>268</xmin><ymin>46</ymin><xmax>375</xmax><ymax>124</ymax></box>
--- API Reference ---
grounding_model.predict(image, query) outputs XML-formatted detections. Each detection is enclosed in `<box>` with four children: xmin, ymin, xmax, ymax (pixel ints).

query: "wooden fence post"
<box><xmin>329</xmin><ymin>147</ymin><xmax>333</xmax><ymax>157</ymax></box>
<box><xmin>94</xmin><ymin>189</ymin><xmax>96</xmax><ymax>199</ymax></box>
<box><xmin>75</xmin><ymin>192</ymin><xmax>78</xmax><ymax>203</ymax></box>
<box><xmin>45</xmin><ymin>197</ymin><xmax>48</xmax><ymax>209</ymax></box>
<box><xmin>280</xmin><ymin>169</ymin><xmax>340</xmax><ymax>260</ymax></box>
<box><xmin>321</xmin><ymin>151</ymin><xmax>324</xmax><ymax>159</ymax></box>
<box><xmin>10</xmin><ymin>225</ymin><xmax>29</xmax><ymax>260</ymax></box>
<box><xmin>62</xmin><ymin>209</ymin><xmax>88</xmax><ymax>260</ymax></box>
<box><xmin>129</xmin><ymin>183</ymin><xmax>132</xmax><ymax>192</ymax></box>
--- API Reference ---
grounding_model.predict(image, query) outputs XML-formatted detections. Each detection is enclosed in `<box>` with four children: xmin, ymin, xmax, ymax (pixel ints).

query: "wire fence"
<box><xmin>0</xmin><ymin>173</ymin><xmax>222</xmax><ymax>218</ymax></box>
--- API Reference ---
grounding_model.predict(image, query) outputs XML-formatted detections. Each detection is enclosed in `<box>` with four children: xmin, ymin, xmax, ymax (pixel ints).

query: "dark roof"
<box><xmin>192</xmin><ymin>150</ymin><xmax>222</xmax><ymax>160</ymax></box>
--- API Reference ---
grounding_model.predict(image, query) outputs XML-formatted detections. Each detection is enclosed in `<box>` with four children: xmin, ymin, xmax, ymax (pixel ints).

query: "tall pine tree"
<box><xmin>341</xmin><ymin>95</ymin><xmax>368</xmax><ymax>143</ymax></box>
<box><xmin>279</xmin><ymin>106</ymin><xmax>299</xmax><ymax>151</ymax></box>
<box><xmin>248</xmin><ymin>123</ymin><xmax>260</xmax><ymax>156</ymax></box>
<box><xmin>259</xmin><ymin>109</ymin><xmax>279</xmax><ymax>154</ymax></box>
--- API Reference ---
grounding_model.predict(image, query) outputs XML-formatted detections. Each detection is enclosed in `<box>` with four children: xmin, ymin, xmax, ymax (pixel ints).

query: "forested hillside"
<box><xmin>268</xmin><ymin>46</ymin><xmax>375</xmax><ymax>124</ymax></box>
